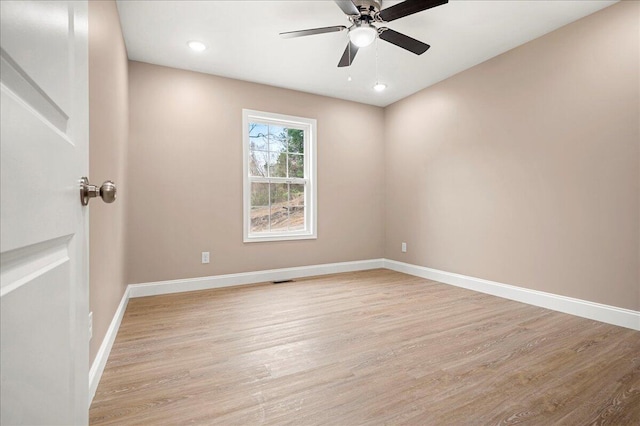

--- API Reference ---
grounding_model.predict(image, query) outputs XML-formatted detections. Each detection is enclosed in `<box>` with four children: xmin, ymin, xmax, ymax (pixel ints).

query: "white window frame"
<box><xmin>242</xmin><ymin>109</ymin><xmax>317</xmax><ymax>243</ymax></box>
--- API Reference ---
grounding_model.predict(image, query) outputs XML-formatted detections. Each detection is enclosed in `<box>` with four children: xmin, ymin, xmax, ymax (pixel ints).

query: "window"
<box><xmin>243</xmin><ymin>109</ymin><xmax>317</xmax><ymax>242</ymax></box>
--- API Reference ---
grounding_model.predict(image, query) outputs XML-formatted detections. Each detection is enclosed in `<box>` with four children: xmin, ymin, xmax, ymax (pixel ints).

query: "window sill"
<box><xmin>244</xmin><ymin>232</ymin><xmax>317</xmax><ymax>243</ymax></box>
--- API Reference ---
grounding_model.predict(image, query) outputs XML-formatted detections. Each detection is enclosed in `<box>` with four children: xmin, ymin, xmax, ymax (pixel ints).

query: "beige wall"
<box><xmin>126</xmin><ymin>61</ymin><xmax>385</xmax><ymax>284</ymax></box>
<box><xmin>88</xmin><ymin>0</ymin><xmax>129</xmax><ymax>363</ymax></box>
<box><xmin>384</xmin><ymin>1</ymin><xmax>639</xmax><ymax>310</ymax></box>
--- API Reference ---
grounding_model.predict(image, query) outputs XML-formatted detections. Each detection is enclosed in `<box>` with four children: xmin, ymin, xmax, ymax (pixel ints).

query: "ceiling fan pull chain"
<box><xmin>375</xmin><ymin>37</ymin><xmax>379</xmax><ymax>83</ymax></box>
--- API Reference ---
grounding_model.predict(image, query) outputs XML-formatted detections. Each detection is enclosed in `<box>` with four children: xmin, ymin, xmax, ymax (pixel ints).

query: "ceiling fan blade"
<box><xmin>335</xmin><ymin>0</ymin><xmax>360</xmax><ymax>16</ymax></box>
<box><xmin>338</xmin><ymin>42</ymin><xmax>360</xmax><ymax>67</ymax></box>
<box><xmin>378</xmin><ymin>0</ymin><xmax>448</xmax><ymax>22</ymax></box>
<box><xmin>379</xmin><ymin>28</ymin><xmax>430</xmax><ymax>55</ymax></box>
<box><xmin>280</xmin><ymin>25</ymin><xmax>347</xmax><ymax>39</ymax></box>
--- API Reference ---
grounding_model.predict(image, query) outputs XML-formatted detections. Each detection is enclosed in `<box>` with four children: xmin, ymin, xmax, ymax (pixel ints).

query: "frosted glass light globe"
<box><xmin>349</xmin><ymin>24</ymin><xmax>376</xmax><ymax>48</ymax></box>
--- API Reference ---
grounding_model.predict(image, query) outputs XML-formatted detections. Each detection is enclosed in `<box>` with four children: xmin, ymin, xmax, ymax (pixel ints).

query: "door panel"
<box><xmin>0</xmin><ymin>1</ymin><xmax>71</xmax><ymax>113</ymax></box>
<box><xmin>1</xmin><ymin>261</ymin><xmax>73</xmax><ymax>424</ymax></box>
<box><xmin>0</xmin><ymin>89</ymin><xmax>77</xmax><ymax>253</ymax></box>
<box><xmin>0</xmin><ymin>1</ymin><xmax>89</xmax><ymax>424</ymax></box>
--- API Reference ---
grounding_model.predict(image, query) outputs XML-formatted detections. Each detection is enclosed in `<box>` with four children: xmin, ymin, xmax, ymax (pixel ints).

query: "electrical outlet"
<box><xmin>201</xmin><ymin>251</ymin><xmax>210</xmax><ymax>264</ymax></box>
<box><xmin>88</xmin><ymin>311</ymin><xmax>93</xmax><ymax>340</ymax></box>
<box><xmin>401</xmin><ymin>242</ymin><xmax>407</xmax><ymax>253</ymax></box>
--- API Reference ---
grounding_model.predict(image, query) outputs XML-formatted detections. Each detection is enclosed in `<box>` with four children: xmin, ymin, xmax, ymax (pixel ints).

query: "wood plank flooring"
<box><xmin>89</xmin><ymin>269</ymin><xmax>640</xmax><ymax>425</ymax></box>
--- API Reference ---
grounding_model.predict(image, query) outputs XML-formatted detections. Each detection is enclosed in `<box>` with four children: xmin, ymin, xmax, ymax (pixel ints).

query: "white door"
<box><xmin>1</xmin><ymin>1</ymin><xmax>89</xmax><ymax>424</ymax></box>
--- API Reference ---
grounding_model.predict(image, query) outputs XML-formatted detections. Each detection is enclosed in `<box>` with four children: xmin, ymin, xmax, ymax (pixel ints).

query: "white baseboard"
<box><xmin>88</xmin><ymin>286</ymin><xmax>130</xmax><ymax>406</ymax></box>
<box><xmin>127</xmin><ymin>259</ymin><xmax>385</xmax><ymax>298</ymax></box>
<box><xmin>384</xmin><ymin>259</ymin><xmax>640</xmax><ymax>331</ymax></box>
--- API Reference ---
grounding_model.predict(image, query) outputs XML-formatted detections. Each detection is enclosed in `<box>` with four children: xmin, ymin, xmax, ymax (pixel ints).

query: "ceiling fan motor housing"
<box><xmin>352</xmin><ymin>0</ymin><xmax>382</xmax><ymax>20</ymax></box>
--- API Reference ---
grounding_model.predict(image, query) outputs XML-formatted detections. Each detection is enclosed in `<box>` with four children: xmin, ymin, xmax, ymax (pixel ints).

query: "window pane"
<box><xmin>249</xmin><ymin>123</ymin><xmax>268</xmax><ymax>151</ymax></box>
<box><xmin>270</xmin><ymin>183</ymin><xmax>289</xmax><ymax>205</ymax></box>
<box><xmin>249</xmin><ymin>150</ymin><xmax>268</xmax><ymax>177</ymax></box>
<box><xmin>250</xmin><ymin>206</ymin><xmax>270</xmax><ymax>233</ymax></box>
<box><xmin>270</xmin><ymin>206</ymin><xmax>289</xmax><ymax>232</ymax></box>
<box><xmin>268</xmin><ymin>124</ymin><xmax>287</xmax><ymax>153</ymax></box>
<box><xmin>270</xmin><ymin>183</ymin><xmax>289</xmax><ymax>232</ymax></box>
<box><xmin>290</xmin><ymin>184</ymin><xmax>305</xmax><ymax>231</ymax></box>
<box><xmin>268</xmin><ymin>152</ymin><xmax>287</xmax><ymax>178</ymax></box>
<box><xmin>251</xmin><ymin>183</ymin><xmax>269</xmax><ymax>206</ymax></box>
<box><xmin>286</xmin><ymin>128</ymin><xmax>304</xmax><ymax>154</ymax></box>
<box><xmin>288</xmin><ymin>154</ymin><xmax>304</xmax><ymax>178</ymax></box>
<box><xmin>290</xmin><ymin>184</ymin><xmax>304</xmax><ymax>206</ymax></box>
<box><xmin>289</xmin><ymin>207</ymin><xmax>305</xmax><ymax>231</ymax></box>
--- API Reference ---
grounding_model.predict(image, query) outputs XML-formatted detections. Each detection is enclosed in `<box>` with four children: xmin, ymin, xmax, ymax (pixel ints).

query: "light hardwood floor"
<box><xmin>90</xmin><ymin>269</ymin><xmax>640</xmax><ymax>425</ymax></box>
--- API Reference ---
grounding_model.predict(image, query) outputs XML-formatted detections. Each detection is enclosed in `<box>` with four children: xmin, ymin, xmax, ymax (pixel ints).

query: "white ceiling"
<box><xmin>116</xmin><ymin>0</ymin><xmax>617</xmax><ymax>107</ymax></box>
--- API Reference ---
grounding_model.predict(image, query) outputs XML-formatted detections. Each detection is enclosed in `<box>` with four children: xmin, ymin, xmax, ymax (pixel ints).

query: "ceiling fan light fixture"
<box><xmin>349</xmin><ymin>23</ymin><xmax>377</xmax><ymax>48</ymax></box>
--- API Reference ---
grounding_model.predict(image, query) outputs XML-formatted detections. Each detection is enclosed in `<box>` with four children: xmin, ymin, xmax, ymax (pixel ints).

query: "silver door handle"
<box><xmin>80</xmin><ymin>177</ymin><xmax>116</xmax><ymax>206</ymax></box>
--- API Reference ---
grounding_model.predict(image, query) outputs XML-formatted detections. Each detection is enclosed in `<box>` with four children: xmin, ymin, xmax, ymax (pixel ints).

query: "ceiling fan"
<box><xmin>280</xmin><ymin>0</ymin><xmax>448</xmax><ymax>67</ymax></box>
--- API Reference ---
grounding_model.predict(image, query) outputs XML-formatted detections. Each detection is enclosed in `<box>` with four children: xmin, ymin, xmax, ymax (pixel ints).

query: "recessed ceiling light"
<box><xmin>188</xmin><ymin>41</ymin><xmax>207</xmax><ymax>52</ymax></box>
<box><xmin>373</xmin><ymin>83</ymin><xmax>387</xmax><ymax>92</ymax></box>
